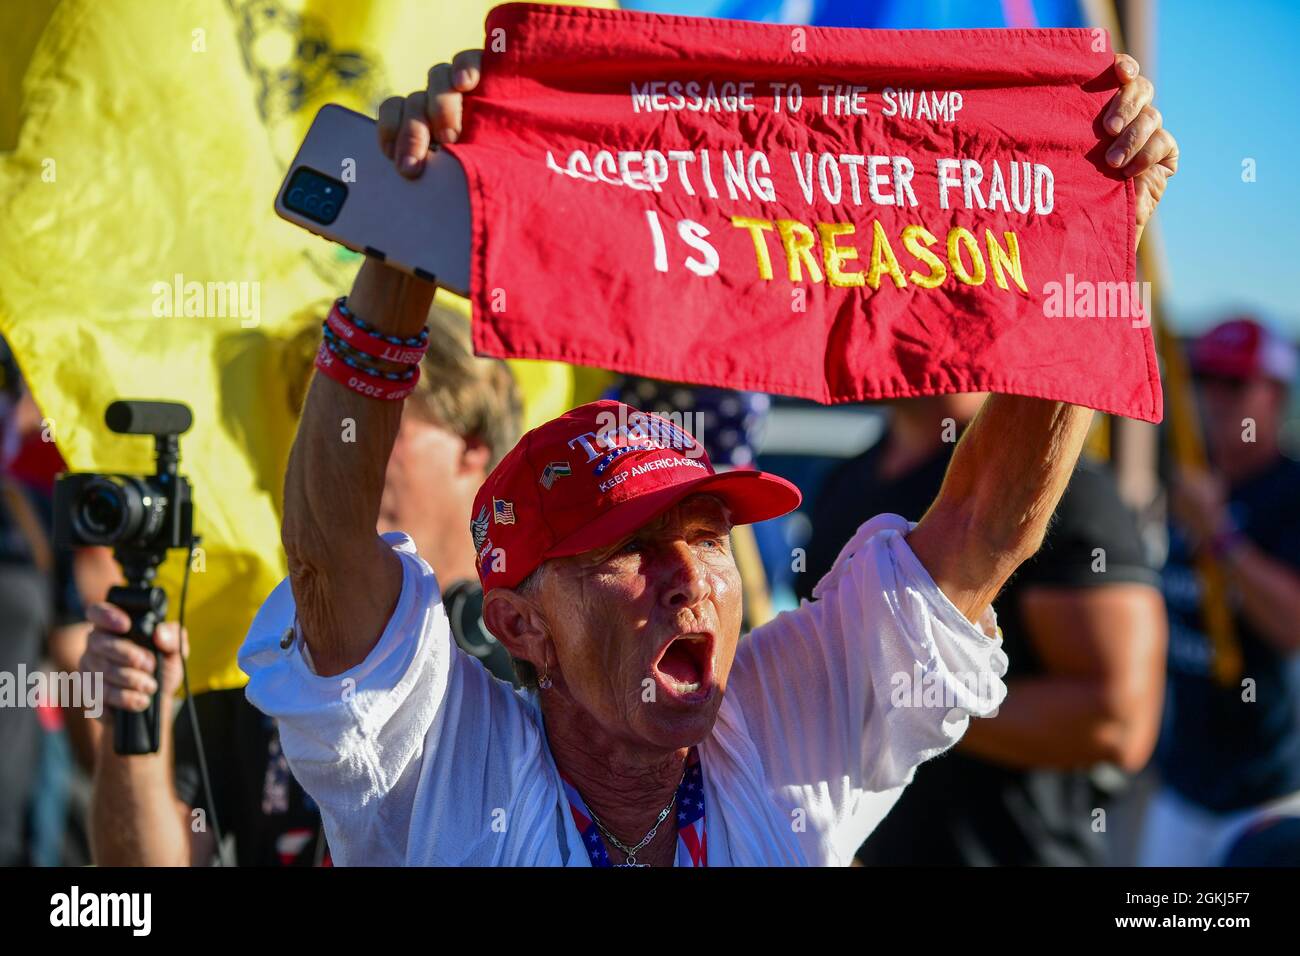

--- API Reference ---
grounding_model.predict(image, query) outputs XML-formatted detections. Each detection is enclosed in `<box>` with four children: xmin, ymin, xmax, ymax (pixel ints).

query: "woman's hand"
<box><xmin>1101</xmin><ymin>54</ymin><xmax>1178</xmax><ymax>249</ymax></box>
<box><xmin>378</xmin><ymin>50</ymin><xmax>483</xmax><ymax>178</ymax></box>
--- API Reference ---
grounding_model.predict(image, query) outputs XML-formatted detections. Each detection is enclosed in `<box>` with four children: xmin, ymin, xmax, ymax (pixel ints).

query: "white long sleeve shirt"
<box><xmin>239</xmin><ymin>513</ymin><xmax>1008</xmax><ymax>866</ymax></box>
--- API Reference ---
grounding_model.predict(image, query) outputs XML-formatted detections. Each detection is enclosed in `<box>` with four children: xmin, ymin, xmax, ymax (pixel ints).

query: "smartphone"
<box><xmin>274</xmin><ymin>103</ymin><xmax>471</xmax><ymax>296</ymax></box>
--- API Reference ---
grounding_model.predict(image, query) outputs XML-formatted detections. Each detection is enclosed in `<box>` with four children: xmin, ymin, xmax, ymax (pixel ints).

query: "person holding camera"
<box><xmin>79</xmin><ymin>303</ymin><xmax>521</xmax><ymax>865</ymax></box>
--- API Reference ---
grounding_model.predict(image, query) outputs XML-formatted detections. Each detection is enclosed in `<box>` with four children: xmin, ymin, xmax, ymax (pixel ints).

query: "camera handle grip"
<box><xmin>106</xmin><ymin>584</ymin><xmax>169</xmax><ymax>755</ymax></box>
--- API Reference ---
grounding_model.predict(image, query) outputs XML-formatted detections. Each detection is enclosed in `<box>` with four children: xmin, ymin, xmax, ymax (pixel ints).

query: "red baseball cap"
<box><xmin>469</xmin><ymin>400</ymin><xmax>801</xmax><ymax>590</ymax></box>
<box><xmin>1191</xmin><ymin>317</ymin><xmax>1297</xmax><ymax>385</ymax></box>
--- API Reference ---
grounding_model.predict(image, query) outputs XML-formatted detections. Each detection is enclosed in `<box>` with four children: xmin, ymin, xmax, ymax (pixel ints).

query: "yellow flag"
<box><xmin>0</xmin><ymin>0</ymin><xmax>613</xmax><ymax>693</ymax></box>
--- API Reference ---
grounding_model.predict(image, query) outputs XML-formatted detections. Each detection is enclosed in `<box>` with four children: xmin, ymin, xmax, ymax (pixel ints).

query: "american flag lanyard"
<box><xmin>561</xmin><ymin>747</ymin><xmax>707</xmax><ymax>867</ymax></box>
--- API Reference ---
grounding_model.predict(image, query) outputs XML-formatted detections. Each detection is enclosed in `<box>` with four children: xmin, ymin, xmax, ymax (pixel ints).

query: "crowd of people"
<box><xmin>2</xmin><ymin>308</ymin><xmax>1297</xmax><ymax>867</ymax></box>
<box><xmin>1</xmin><ymin>48</ymin><xmax>1297</xmax><ymax>868</ymax></box>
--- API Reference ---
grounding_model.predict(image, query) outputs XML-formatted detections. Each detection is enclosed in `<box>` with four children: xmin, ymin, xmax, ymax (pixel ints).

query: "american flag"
<box><xmin>539</xmin><ymin>460</ymin><xmax>572</xmax><ymax>489</ymax></box>
<box><xmin>493</xmin><ymin>498</ymin><xmax>516</xmax><ymax>524</ymax></box>
<box><xmin>560</xmin><ymin>746</ymin><xmax>707</xmax><ymax>867</ymax></box>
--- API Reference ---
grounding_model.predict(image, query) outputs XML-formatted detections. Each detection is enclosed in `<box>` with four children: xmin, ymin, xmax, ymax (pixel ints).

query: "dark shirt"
<box><xmin>173</xmin><ymin>686</ymin><xmax>327</xmax><ymax>866</ymax></box>
<box><xmin>797</xmin><ymin>435</ymin><xmax>1157</xmax><ymax>865</ymax></box>
<box><xmin>1157</xmin><ymin>456</ymin><xmax>1300</xmax><ymax>813</ymax></box>
<box><xmin>174</xmin><ymin>578</ymin><xmax>510</xmax><ymax>865</ymax></box>
<box><xmin>0</xmin><ymin>479</ymin><xmax>53</xmax><ymax>866</ymax></box>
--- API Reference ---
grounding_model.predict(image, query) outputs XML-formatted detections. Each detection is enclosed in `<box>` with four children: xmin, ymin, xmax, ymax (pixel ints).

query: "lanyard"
<box><xmin>561</xmin><ymin>747</ymin><xmax>708</xmax><ymax>867</ymax></box>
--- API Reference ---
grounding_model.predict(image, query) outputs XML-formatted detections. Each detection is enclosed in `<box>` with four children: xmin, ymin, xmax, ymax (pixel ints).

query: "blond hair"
<box><xmin>284</xmin><ymin>298</ymin><xmax>522</xmax><ymax>467</ymax></box>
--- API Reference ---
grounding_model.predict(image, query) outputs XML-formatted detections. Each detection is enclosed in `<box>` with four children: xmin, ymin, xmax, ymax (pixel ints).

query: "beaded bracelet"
<box><xmin>325</xmin><ymin>297</ymin><xmax>429</xmax><ymax>366</ymax></box>
<box><xmin>321</xmin><ymin>325</ymin><xmax>418</xmax><ymax>382</ymax></box>
<box><xmin>314</xmin><ymin>340</ymin><xmax>420</xmax><ymax>401</ymax></box>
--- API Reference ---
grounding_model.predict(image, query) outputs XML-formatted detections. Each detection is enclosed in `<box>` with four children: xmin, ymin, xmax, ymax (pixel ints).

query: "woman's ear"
<box><xmin>458</xmin><ymin>435</ymin><xmax>491</xmax><ymax>479</ymax></box>
<box><xmin>482</xmin><ymin>586</ymin><xmax>548</xmax><ymax>670</ymax></box>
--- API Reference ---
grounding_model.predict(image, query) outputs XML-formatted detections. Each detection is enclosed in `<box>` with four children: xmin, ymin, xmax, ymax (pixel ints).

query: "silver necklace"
<box><xmin>583</xmin><ymin>773</ymin><xmax>684</xmax><ymax>867</ymax></box>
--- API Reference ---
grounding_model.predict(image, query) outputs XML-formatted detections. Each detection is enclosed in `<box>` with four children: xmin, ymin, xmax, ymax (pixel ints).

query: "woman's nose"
<box><xmin>658</xmin><ymin>542</ymin><xmax>710</xmax><ymax>610</ymax></box>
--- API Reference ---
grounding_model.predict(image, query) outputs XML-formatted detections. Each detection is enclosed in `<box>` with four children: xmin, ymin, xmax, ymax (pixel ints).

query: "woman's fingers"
<box><xmin>426</xmin><ymin>62</ymin><xmax>461</xmax><ymax>145</ymax></box>
<box><xmin>1114</xmin><ymin>53</ymin><xmax>1139</xmax><ymax>83</ymax></box>
<box><xmin>427</xmin><ymin>60</ymin><xmax>453</xmax><ymax>97</ymax></box>
<box><xmin>450</xmin><ymin>49</ymin><xmax>482</xmax><ymax>90</ymax></box>
<box><xmin>395</xmin><ymin>91</ymin><xmax>433</xmax><ymax>177</ymax></box>
<box><xmin>1103</xmin><ymin>69</ymin><xmax>1153</xmax><ymax>136</ymax></box>
<box><xmin>386</xmin><ymin>50</ymin><xmax>484</xmax><ymax>173</ymax></box>
<box><xmin>1108</xmin><ymin>103</ymin><xmax>1163</xmax><ymax>169</ymax></box>
<box><xmin>377</xmin><ymin>95</ymin><xmax>404</xmax><ymax>159</ymax></box>
<box><xmin>427</xmin><ymin>50</ymin><xmax>483</xmax><ymax>146</ymax></box>
<box><xmin>1122</xmin><ymin>125</ymin><xmax>1179</xmax><ymax>179</ymax></box>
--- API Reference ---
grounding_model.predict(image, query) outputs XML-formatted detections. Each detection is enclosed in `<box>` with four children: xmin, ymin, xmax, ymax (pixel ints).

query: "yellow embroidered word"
<box><xmin>729</xmin><ymin>216</ymin><xmax>1029</xmax><ymax>293</ymax></box>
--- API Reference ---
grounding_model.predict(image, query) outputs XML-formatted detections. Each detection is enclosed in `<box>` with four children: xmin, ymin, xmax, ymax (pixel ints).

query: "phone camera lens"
<box><xmin>284</xmin><ymin>167</ymin><xmax>347</xmax><ymax>226</ymax></box>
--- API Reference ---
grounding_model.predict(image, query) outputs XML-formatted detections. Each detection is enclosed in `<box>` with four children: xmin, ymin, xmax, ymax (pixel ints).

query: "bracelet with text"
<box><xmin>314</xmin><ymin>340</ymin><xmax>420</xmax><ymax>401</ymax></box>
<box><xmin>321</xmin><ymin>325</ymin><xmax>419</xmax><ymax>381</ymax></box>
<box><xmin>326</xmin><ymin>297</ymin><xmax>429</xmax><ymax>366</ymax></box>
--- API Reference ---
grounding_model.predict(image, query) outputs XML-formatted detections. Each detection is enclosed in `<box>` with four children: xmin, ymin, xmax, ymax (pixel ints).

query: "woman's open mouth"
<box><xmin>652</xmin><ymin>633</ymin><xmax>715</xmax><ymax>702</ymax></box>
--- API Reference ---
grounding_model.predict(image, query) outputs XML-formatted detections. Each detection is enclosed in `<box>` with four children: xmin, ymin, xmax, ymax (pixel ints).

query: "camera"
<box><xmin>282</xmin><ymin>165</ymin><xmax>347</xmax><ymax>225</ymax></box>
<box><xmin>53</xmin><ymin>401</ymin><xmax>193</xmax><ymax>552</ymax></box>
<box><xmin>53</xmin><ymin>400</ymin><xmax>195</xmax><ymax>755</ymax></box>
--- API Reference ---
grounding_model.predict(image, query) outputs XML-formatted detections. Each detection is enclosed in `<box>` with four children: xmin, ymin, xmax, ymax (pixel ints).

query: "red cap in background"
<box><xmin>1191</xmin><ymin>317</ymin><xmax>1297</xmax><ymax>385</ymax></box>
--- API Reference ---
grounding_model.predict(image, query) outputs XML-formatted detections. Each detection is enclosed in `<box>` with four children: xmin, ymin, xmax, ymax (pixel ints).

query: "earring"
<box><xmin>538</xmin><ymin>666</ymin><xmax>553</xmax><ymax>690</ymax></box>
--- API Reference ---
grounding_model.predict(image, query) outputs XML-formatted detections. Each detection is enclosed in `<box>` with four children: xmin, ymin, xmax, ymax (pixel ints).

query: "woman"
<box><xmin>100</xmin><ymin>50</ymin><xmax>1175</xmax><ymax>866</ymax></box>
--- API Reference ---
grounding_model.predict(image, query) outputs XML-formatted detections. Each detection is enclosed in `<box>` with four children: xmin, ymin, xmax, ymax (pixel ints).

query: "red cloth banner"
<box><xmin>447</xmin><ymin>3</ymin><xmax>1161</xmax><ymax>422</ymax></box>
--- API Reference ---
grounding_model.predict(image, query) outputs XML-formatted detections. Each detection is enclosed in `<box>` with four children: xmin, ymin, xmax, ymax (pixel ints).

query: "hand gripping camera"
<box><xmin>53</xmin><ymin>401</ymin><xmax>194</xmax><ymax>755</ymax></box>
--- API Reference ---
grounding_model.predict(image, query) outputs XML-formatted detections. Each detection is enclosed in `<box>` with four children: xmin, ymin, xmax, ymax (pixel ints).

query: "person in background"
<box><xmin>1141</xmin><ymin>317</ymin><xmax>1300</xmax><ymax>866</ymax></box>
<box><xmin>79</xmin><ymin>301</ymin><xmax>521</xmax><ymax>865</ymax></box>
<box><xmin>0</xmin><ymin>341</ymin><xmax>53</xmax><ymax>867</ymax></box>
<box><xmin>798</xmin><ymin>393</ymin><xmax>1168</xmax><ymax>865</ymax></box>
<box><xmin>0</xmin><ymin>339</ymin><xmax>109</xmax><ymax>867</ymax></box>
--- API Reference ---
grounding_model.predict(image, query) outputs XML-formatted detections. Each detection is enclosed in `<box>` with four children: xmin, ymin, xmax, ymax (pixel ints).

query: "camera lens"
<box><xmin>283</xmin><ymin>166</ymin><xmax>347</xmax><ymax>226</ymax></box>
<box><xmin>71</xmin><ymin>476</ymin><xmax>165</xmax><ymax>547</ymax></box>
<box><xmin>79</xmin><ymin>483</ymin><xmax>125</xmax><ymax>539</ymax></box>
<box><xmin>72</xmin><ymin>477</ymin><xmax>132</xmax><ymax>544</ymax></box>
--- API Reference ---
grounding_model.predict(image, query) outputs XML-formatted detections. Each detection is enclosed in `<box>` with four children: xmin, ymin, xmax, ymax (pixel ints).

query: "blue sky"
<box><xmin>1156</xmin><ymin>0</ymin><xmax>1300</xmax><ymax>334</ymax></box>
